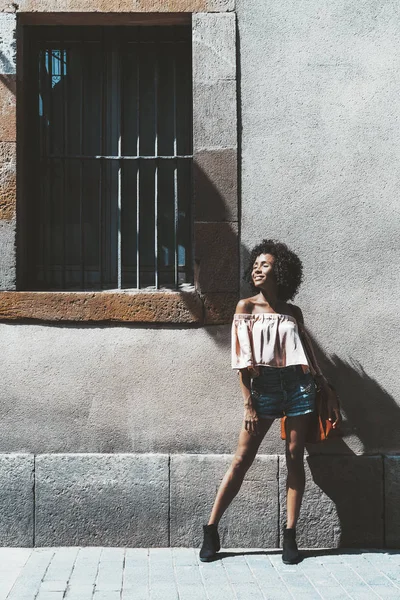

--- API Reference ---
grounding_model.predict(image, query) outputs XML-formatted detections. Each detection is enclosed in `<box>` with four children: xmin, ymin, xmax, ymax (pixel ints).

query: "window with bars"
<box><xmin>23</xmin><ymin>25</ymin><xmax>193</xmax><ymax>291</ymax></box>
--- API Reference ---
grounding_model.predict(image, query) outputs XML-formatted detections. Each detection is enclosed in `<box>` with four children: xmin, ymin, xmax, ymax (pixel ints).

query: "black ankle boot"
<box><xmin>199</xmin><ymin>524</ymin><xmax>221</xmax><ymax>562</ymax></box>
<box><xmin>282</xmin><ymin>527</ymin><xmax>300</xmax><ymax>564</ymax></box>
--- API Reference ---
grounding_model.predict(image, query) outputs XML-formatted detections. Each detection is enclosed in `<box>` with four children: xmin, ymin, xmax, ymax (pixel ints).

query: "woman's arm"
<box><xmin>238</xmin><ymin>368</ymin><xmax>259</xmax><ymax>435</ymax></box>
<box><xmin>234</xmin><ymin>299</ymin><xmax>260</xmax><ymax>435</ymax></box>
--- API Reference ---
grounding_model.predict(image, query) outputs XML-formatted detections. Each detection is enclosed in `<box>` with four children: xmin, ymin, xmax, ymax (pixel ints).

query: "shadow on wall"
<box><xmin>301</xmin><ymin>332</ymin><xmax>400</xmax><ymax>547</ymax></box>
<box><xmin>308</xmin><ymin>332</ymin><xmax>400</xmax><ymax>454</ymax></box>
<box><xmin>0</xmin><ymin>74</ymin><xmax>16</xmax><ymax>94</ymax></box>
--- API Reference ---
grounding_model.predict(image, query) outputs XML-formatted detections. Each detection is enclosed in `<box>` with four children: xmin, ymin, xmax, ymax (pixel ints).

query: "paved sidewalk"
<box><xmin>0</xmin><ymin>547</ymin><xmax>399</xmax><ymax>600</ymax></box>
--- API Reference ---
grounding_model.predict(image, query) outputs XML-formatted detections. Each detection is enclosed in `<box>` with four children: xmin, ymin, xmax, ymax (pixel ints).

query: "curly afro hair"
<box><xmin>243</xmin><ymin>239</ymin><xmax>303</xmax><ymax>302</ymax></box>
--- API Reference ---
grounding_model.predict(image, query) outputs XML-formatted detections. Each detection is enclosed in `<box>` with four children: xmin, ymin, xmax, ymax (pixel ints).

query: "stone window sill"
<box><xmin>0</xmin><ymin>290</ymin><xmax>237</xmax><ymax>325</ymax></box>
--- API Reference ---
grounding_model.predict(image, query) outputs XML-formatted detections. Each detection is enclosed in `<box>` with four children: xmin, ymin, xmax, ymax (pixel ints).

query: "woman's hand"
<box><xmin>323</xmin><ymin>382</ymin><xmax>342</xmax><ymax>430</ymax></box>
<box><xmin>244</xmin><ymin>404</ymin><xmax>260</xmax><ymax>436</ymax></box>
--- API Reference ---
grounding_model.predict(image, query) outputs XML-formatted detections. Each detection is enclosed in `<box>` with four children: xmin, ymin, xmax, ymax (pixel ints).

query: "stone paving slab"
<box><xmin>0</xmin><ymin>547</ymin><xmax>400</xmax><ymax>599</ymax></box>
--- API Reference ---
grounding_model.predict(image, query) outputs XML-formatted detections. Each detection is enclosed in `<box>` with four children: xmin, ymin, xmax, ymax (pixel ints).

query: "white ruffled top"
<box><xmin>231</xmin><ymin>313</ymin><xmax>309</xmax><ymax>376</ymax></box>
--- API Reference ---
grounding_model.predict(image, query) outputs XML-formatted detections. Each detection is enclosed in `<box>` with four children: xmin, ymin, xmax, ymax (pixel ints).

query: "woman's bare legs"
<box><xmin>208</xmin><ymin>418</ymin><xmax>275</xmax><ymax>526</ymax></box>
<box><xmin>285</xmin><ymin>413</ymin><xmax>313</xmax><ymax>528</ymax></box>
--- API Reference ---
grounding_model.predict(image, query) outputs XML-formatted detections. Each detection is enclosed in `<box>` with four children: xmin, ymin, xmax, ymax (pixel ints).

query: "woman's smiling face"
<box><xmin>252</xmin><ymin>253</ymin><xmax>276</xmax><ymax>288</ymax></box>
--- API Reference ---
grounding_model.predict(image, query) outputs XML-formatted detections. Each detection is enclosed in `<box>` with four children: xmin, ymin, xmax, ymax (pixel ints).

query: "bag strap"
<box><xmin>294</xmin><ymin>312</ymin><xmax>341</xmax><ymax>410</ymax></box>
<box><xmin>292</xmin><ymin>307</ymin><xmax>331</xmax><ymax>391</ymax></box>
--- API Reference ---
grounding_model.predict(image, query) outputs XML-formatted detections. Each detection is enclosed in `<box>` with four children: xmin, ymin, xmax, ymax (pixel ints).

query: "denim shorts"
<box><xmin>250</xmin><ymin>365</ymin><xmax>316</xmax><ymax>419</ymax></box>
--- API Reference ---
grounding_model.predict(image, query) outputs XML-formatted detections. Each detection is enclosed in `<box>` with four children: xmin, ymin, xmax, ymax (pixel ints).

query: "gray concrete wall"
<box><xmin>237</xmin><ymin>0</ymin><xmax>400</xmax><ymax>455</ymax></box>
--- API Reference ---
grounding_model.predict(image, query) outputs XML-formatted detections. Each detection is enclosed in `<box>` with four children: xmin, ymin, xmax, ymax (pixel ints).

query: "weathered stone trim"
<box><xmin>201</xmin><ymin>291</ymin><xmax>238</xmax><ymax>324</ymax></box>
<box><xmin>194</xmin><ymin>149</ymin><xmax>238</xmax><ymax>222</ymax></box>
<box><xmin>0</xmin><ymin>290</ymin><xmax>204</xmax><ymax>323</ymax></box>
<box><xmin>1</xmin><ymin>1</ymin><xmax>235</xmax><ymax>13</ymax></box>
<box><xmin>0</xmin><ymin>14</ymin><xmax>16</xmax><ymax>291</ymax></box>
<box><xmin>0</xmin><ymin>219</ymin><xmax>15</xmax><ymax>289</ymax></box>
<box><xmin>0</xmin><ymin>141</ymin><xmax>16</xmax><ymax>219</ymax></box>
<box><xmin>0</xmin><ymin>290</ymin><xmax>241</xmax><ymax>323</ymax></box>
<box><xmin>192</xmin><ymin>12</ymin><xmax>239</xmax><ymax>297</ymax></box>
<box><xmin>0</xmin><ymin>12</ymin><xmax>16</xmax><ymax>74</ymax></box>
<box><xmin>0</xmin><ymin>76</ymin><xmax>16</xmax><ymax>142</ymax></box>
<box><xmin>194</xmin><ymin>222</ymin><xmax>239</xmax><ymax>293</ymax></box>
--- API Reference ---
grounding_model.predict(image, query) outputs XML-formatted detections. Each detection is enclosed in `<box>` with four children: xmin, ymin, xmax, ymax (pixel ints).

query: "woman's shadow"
<box><xmin>300</xmin><ymin>333</ymin><xmax>400</xmax><ymax>549</ymax></box>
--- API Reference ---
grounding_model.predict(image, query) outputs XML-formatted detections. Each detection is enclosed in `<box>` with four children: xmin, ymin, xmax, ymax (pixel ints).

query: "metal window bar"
<box><xmin>154</xmin><ymin>44</ymin><xmax>159</xmax><ymax>290</ymax></box>
<box><xmin>99</xmin><ymin>32</ymin><xmax>107</xmax><ymax>290</ymax></box>
<box><xmin>29</xmin><ymin>25</ymin><xmax>193</xmax><ymax>291</ymax></box>
<box><xmin>172</xmin><ymin>50</ymin><xmax>178</xmax><ymax>289</ymax></box>
<box><xmin>46</xmin><ymin>49</ymin><xmax>52</xmax><ymax>288</ymax></box>
<box><xmin>136</xmin><ymin>45</ymin><xmax>140</xmax><ymax>289</ymax></box>
<box><xmin>38</xmin><ymin>48</ymin><xmax>47</xmax><ymax>288</ymax></box>
<box><xmin>61</xmin><ymin>43</ymin><xmax>67</xmax><ymax>290</ymax></box>
<box><xmin>80</xmin><ymin>38</ymin><xmax>85</xmax><ymax>290</ymax></box>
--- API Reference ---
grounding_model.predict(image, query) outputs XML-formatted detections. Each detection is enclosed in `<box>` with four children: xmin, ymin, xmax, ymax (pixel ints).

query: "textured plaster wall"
<box><xmin>1</xmin><ymin>2</ymin><xmax>399</xmax><ymax>458</ymax></box>
<box><xmin>0</xmin><ymin>323</ymin><xmax>254</xmax><ymax>454</ymax></box>
<box><xmin>237</xmin><ymin>0</ymin><xmax>400</xmax><ymax>454</ymax></box>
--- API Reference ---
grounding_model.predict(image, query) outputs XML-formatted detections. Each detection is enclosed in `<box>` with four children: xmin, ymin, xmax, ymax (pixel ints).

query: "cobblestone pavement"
<box><xmin>0</xmin><ymin>547</ymin><xmax>399</xmax><ymax>600</ymax></box>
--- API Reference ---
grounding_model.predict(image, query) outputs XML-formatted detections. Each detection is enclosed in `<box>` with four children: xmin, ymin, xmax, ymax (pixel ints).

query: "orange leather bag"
<box><xmin>280</xmin><ymin>322</ymin><xmax>341</xmax><ymax>444</ymax></box>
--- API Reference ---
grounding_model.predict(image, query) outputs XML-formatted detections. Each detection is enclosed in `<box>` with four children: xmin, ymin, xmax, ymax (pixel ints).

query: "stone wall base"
<box><xmin>0</xmin><ymin>453</ymin><xmax>398</xmax><ymax>548</ymax></box>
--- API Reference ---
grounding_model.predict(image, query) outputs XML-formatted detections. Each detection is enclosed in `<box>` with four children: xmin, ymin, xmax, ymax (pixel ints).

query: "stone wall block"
<box><xmin>8</xmin><ymin>1</ymin><xmax>235</xmax><ymax>13</ymax></box>
<box><xmin>35</xmin><ymin>454</ymin><xmax>169</xmax><ymax>546</ymax></box>
<box><xmin>194</xmin><ymin>149</ymin><xmax>237</xmax><ymax>221</ymax></box>
<box><xmin>0</xmin><ymin>218</ymin><xmax>15</xmax><ymax>289</ymax></box>
<box><xmin>0</xmin><ymin>141</ymin><xmax>16</xmax><ymax>218</ymax></box>
<box><xmin>193</xmin><ymin>80</ymin><xmax>237</xmax><ymax>150</ymax></box>
<box><xmin>194</xmin><ymin>221</ymin><xmax>238</xmax><ymax>293</ymax></box>
<box><xmin>0</xmin><ymin>289</ymin><xmax>204</xmax><ymax>322</ymax></box>
<box><xmin>170</xmin><ymin>454</ymin><xmax>279</xmax><ymax>547</ymax></box>
<box><xmin>193</xmin><ymin>12</ymin><xmax>236</xmax><ymax>84</ymax></box>
<box><xmin>202</xmin><ymin>291</ymin><xmax>238</xmax><ymax>323</ymax></box>
<box><xmin>0</xmin><ymin>76</ymin><xmax>15</xmax><ymax>142</ymax></box>
<box><xmin>384</xmin><ymin>456</ymin><xmax>400</xmax><ymax>548</ymax></box>
<box><xmin>0</xmin><ymin>454</ymin><xmax>34</xmax><ymax>546</ymax></box>
<box><xmin>0</xmin><ymin>13</ymin><xmax>16</xmax><ymax>75</ymax></box>
<box><xmin>279</xmin><ymin>455</ymin><xmax>384</xmax><ymax>548</ymax></box>
<box><xmin>0</xmin><ymin>4</ymin><xmax>17</xmax><ymax>13</ymax></box>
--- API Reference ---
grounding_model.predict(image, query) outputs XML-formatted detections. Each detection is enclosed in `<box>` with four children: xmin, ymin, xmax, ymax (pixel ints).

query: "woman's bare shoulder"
<box><xmin>234</xmin><ymin>296</ymin><xmax>257</xmax><ymax>314</ymax></box>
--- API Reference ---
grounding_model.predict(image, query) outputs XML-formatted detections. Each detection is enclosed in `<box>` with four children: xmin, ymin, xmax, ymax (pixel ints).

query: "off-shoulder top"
<box><xmin>231</xmin><ymin>313</ymin><xmax>309</xmax><ymax>376</ymax></box>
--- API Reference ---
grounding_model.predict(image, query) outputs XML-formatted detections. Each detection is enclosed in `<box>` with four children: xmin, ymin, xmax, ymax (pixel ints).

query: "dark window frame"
<box><xmin>21</xmin><ymin>23</ymin><xmax>193</xmax><ymax>292</ymax></box>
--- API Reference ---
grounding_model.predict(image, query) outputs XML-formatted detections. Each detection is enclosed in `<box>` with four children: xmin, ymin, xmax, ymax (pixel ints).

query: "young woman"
<box><xmin>199</xmin><ymin>239</ymin><xmax>341</xmax><ymax>564</ymax></box>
